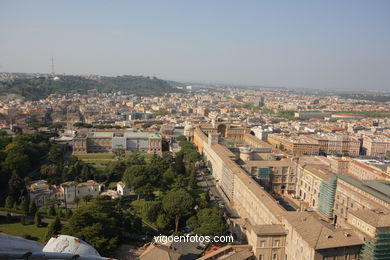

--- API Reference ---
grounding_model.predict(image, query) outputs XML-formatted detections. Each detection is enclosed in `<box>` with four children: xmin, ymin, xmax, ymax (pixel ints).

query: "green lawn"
<box><xmin>76</xmin><ymin>153</ymin><xmax>116</xmax><ymax>159</ymax></box>
<box><xmin>0</xmin><ymin>217</ymin><xmax>48</xmax><ymax>242</ymax></box>
<box><xmin>83</xmin><ymin>159</ymin><xmax>111</xmax><ymax>165</ymax></box>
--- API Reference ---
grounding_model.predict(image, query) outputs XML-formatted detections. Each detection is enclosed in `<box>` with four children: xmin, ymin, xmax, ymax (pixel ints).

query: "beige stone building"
<box><xmin>282</xmin><ymin>212</ymin><xmax>362</xmax><ymax>260</ymax></box>
<box><xmin>73</xmin><ymin>130</ymin><xmax>162</xmax><ymax>154</ymax></box>
<box><xmin>246</xmin><ymin>225</ymin><xmax>286</xmax><ymax>260</ymax></box>
<box><xmin>242</xmin><ymin>160</ymin><xmax>295</xmax><ymax>195</ymax></box>
<box><xmin>192</xmin><ymin>127</ymin><xmax>363</xmax><ymax>260</ymax></box>
<box><xmin>329</xmin><ymin>156</ymin><xmax>351</xmax><ymax>175</ymax></box>
<box><xmin>347</xmin><ymin>159</ymin><xmax>390</xmax><ymax>181</ymax></box>
<box><xmin>267</xmin><ymin>134</ymin><xmax>320</xmax><ymax>156</ymax></box>
<box><xmin>333</xmin><ymin>175</ymin><xmax>390</xmax><ymax>227</ymax></box>
<box><xmin>362</xmin><ymin>136</ymin><xmax>390</xmax><ymax>157</ymax></box>
<box><xmin>309</xmin><ymin>134</ymin><xmax>361</xmax><ymax>156</ymax></box>
<box><xmin>296</xmin><ymin>158</ymin><xmax>336</xmax><ymax>211</ymax></box>
<box><xmin>198</xmin><ymin>118</ymin><xmax>250</xmax><ymax>141</ymax></box>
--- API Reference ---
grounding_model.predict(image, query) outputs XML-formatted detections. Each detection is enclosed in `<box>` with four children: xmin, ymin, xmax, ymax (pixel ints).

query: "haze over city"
<box><xmin>1</xmin><ymin>0</ymin><xmax>390</xmax><ymax>90</ymax></box>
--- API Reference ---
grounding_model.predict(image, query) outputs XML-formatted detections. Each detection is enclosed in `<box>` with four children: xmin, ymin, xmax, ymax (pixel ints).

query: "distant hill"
<box><xmin>0</xmin><ymin>75</ymin><xmax>184</xmax><ymax>100</ymax></box>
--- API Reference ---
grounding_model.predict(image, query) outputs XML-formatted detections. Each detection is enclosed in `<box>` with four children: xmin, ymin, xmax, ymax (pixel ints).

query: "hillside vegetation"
<box><xmin>0</xmin><ymin>75</ymin><xmax>183</xmax><ymax>99</ymax></box>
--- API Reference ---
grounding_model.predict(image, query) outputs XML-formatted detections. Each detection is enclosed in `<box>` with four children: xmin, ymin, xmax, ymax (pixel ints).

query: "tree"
<box><xmin>62</xmin><ymin>197</ymin><xmax>122</xmax><ymax>255</ymax></box>
<box><xmin>187</xmin><ymin>207</ymin><xmax>227</xmax><ymax>236</ymax></box>
<box><xmin>4</xmin><ymin>142</ymin><xmax>32</xmax><ymax>176</ymax></box>
<box><xmin>29</xmin><ymin>201</ymin><xmax>37</xmax><ymax>215</ymax></box>
<box><xmin>45</xmin><ymin>216</ymin><xmax>61</xmax><ymax>241</ymax></box>
<box><xmin>141</xmin><ymin>202</ymin><xmax>162</xmax><ymax>222</ymax></box>
<box><xmin>188</xmin><ymin>166</ymin><xmax>197</xmax><ymax>189</ymax></box>
<box><xmin>20</xmin><ymin>197</ymin><xmax>30</xmax><ymax>215</ymax></box>
<box><xmin>386</xmin><ymin>151</ymin><xmax>390</xmax><ymax>160</ymax></box>
<box><xmin>74</xmin><ymin>197</ymin><xmax>80</xmax><ymax>208</ymax></box>
<box><xmin>171</xmin><ymin>175</ymin><xmax>188</xmax><ymax>190</ymax></box>
<box><xmin>156</xmin><ymin>213</ymin><xmax>170</xmax><ymax>231</ymax></box>
<box><xmin>174</xmin><ymin>153</ymin><xmax>186</xmax><ymax>174</ymax></box>
<box><xmin>123</xmin><ymin>165</ymin><xmax>156</xmax><ymax>199</ymax></box>
<box><xmin>34</xmin><ymin>212</ymin><xmax>42</xmax><ymax>227</ymax></box>
<box><xmin>48</xmin><ymin>122</ymin><xmax>63</xmax><ymax>131</ymax></box>
<box><xmin>48</xmin><ymin>144</ymin><xmax>63</xmax><ymax>165</ymax></box>
<box><xmin>184</xmin><ymin>151</ymin><xmax>201</xmax><ymax>163</ymax></box>
<box><xmin>48</xmin><ymin>204</ymin><xmax>56</xmax><ymax>216</ymax></box>
<box><xmin>80</xmin><ymin>164</ymin><xmax>94</xmax><ymax>181</ymax></box>
<box><xmin>162</xmin><ymin>189</ymin><xmax>194</xmax><ymax>232</ymax></box>
<box><xmin>8</xmin><ymin>171</ymin><xmax>25</xmax><ymax>199</ymax></box>
<box><xmin>83</xmin><ymin>195</ymin><xmax>93</xmax><ymax>205</ymax></box>
<box><xmin>162</xmin><ymin>167</ymin><xmax>177</xmax><ymax>188</ymax></box>
<box><xmin>5</xmin><ymin>196</ymin><xmax>14</xmax><ymax>209</ymax></box>
<box><xmin>65</xmin><ymin>209</ymin><xmax>73</xmax><ymax>219</ymax></box>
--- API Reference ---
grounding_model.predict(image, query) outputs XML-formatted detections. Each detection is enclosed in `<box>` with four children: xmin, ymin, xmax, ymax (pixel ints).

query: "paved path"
<box><xmin>198</xmin><ymin>171</ymin><xmax>240</xmax><ymax>218</ymax></box>
<box><xmin>0</xmin><ymin>210</ymin><xmax>69</xmax><ymax>225</ymax></box>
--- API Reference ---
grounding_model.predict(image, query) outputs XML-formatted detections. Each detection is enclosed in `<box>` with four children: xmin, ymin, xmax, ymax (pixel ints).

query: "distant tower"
<box><xmin>51</xmin><ymin>56</ymin><xmax>55</xmax><ymax>76</ymax></box>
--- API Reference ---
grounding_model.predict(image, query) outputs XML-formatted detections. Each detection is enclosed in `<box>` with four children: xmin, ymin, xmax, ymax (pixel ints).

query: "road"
<box><xmin>197</xmin><ymin>170</ymin><xmax>240</xmax><ymax>218</ymax></box>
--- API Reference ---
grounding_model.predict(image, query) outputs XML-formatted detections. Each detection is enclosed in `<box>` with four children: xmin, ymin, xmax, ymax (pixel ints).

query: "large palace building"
<box><xmin>73</xmin><ymin>130</ymin><xmax>162</xmax><ymax>154</ymax></box>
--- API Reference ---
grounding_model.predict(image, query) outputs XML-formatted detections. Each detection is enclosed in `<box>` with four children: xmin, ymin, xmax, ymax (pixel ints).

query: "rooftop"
<box><xmin>338</xmin><ymin>175</ymin><xmax>390</xmax><ymax>204</ymax></box>
<box><xmin>283</xmin><ymin>212</ymin><xmax>363</xmax><ymax>250</ymax></box>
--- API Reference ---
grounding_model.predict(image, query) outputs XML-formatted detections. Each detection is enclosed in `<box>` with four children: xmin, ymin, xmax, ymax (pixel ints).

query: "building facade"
<box><xmin>73</xmin><ymin>130</ymin><xmax>162</xmax><ymax>154</ymax></box>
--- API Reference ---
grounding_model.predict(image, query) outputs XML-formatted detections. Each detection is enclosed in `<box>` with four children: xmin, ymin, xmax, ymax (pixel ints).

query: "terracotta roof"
<box><xmin>223</xmin><ymin>250</ymin><xmax>254</xmax><ymax>260</ymax></box>
<box><xmin>251</xmin><ymin>224</ymin><xmax>286</xmax><ymax>236</ymax></box>
<box><xmin>283</xmin><ymin>212</ymin><xmax>363</xmax><ymax>250</ymax></box>
<box><xmin>139</xmin><ymin>244</ymin><xmax>182</xmax><ymax>260</ymax></box>
<box><xmin>349</xmin><ymin>209</ymin><xmax>390</xmax><ymax>228</ymax></box>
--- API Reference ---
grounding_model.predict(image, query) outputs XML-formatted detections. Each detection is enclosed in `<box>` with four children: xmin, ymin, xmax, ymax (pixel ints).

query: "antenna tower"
<box><xmin>51</xmin><ymin>56</ymin><xmax>55</xmax><ymax>76</ymax></box>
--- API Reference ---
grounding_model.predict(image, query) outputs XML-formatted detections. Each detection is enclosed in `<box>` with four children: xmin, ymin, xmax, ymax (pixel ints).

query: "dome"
<box><xmin>43</xmin><ymin>235</ymin><xmax>101</xmax><ymax>257</ymax></box>
<box><xmin>184</xmin><ymin>125</ymin><xmax>195</xmax><ymax>130</ymax></box>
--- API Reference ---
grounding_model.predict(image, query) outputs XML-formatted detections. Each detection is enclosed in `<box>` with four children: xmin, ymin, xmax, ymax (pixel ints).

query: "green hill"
<box><xmin>0</xmin><ymin>75</ymin><xmax>184</xmax><ymax>100</ymax></box>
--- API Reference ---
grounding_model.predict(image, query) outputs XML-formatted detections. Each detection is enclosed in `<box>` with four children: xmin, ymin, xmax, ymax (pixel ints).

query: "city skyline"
<box><xmin>1</xmin><ymin>0</ymin><xmax>390</xmax><ymax>90</ymax></box>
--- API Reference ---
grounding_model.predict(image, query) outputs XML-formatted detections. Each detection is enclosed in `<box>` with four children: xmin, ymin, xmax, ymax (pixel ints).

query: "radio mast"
<box><xmin>51</xmin><ymin>56</ymin><xmax>55</xmax><ymax>76</ymax></box>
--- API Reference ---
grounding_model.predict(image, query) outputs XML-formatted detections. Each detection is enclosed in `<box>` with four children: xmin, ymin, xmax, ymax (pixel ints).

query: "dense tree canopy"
<box><xmin>62</xmin><ymin>197</ymin><xmax>123</xmax><ymax>256</ymax></box>
<box><xmin>162</xmin><ymin>189</ymin><xmax>194</xmax><ymax>232</ymax></box>
<box><xmin>187</xmin><ymin>207</ymin><xmax>228</xmax><ymax>236</ymax></box>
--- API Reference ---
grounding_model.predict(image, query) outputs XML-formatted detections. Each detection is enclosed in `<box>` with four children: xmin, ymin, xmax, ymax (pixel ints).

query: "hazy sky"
<box><xmin>1</xmin><ymin>0</ymin><xmax>389</xmax><ymax>90</ymax></box>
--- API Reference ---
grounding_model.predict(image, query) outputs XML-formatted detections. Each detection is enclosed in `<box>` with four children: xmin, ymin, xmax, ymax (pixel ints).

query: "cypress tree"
<box><xmin>45</xmin><ymin>216</ymin><xmax>61</xmax><ymax>241</ymax></box>
<box><xmin>34</xmin><ymin>212</ymin><xmax>42</xmax><ymax>227</ymax></box>
<box><xmin>29</xmin><ymin>201</ymin><xmax>37</xmax><ymax>215</ymax></box>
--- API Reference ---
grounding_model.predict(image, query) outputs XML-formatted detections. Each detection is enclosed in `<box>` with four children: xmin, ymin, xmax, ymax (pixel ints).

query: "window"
<box><xmin>273</xmin><ymin>253</ymin><xmax>278</xmax><ymax>260</ymax></box>
<box><xmin>274</xmin><ymin>240</ymin><xmax>280</xmax><ymax>247</ymax></box>
<box><xmin>259</xmin><ymin>255</ymin><xmax>264</xmax><ymax>260</ymax></box>
<box><xmin>260</xmin><ymin>240</ymin><xmax>265</xmax><ymax>248</ymax></box>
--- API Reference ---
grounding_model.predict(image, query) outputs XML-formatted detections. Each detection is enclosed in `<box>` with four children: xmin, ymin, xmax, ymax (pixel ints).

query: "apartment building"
<box><xmin>362</xmin><ymin>136</ymin><xmax>390</xmax><ymax>157</ymax></box>
<box><xmin>267</xmin><ymin>134</ymin><xmax>320</xmax><ymax>156</ymax></box>
<box><xmin>282</xmin><ymin>212</ymin><xmax>362</xmax><ymax>260</ymax></box>
<box><xmin>333</xmin><ymin>175</ymin><xmax>390</xmax><ymax>227</ymax></box>
<box><xmin>329</xmin><ymin>156</ymin><xmax>351</xmax><ymax>175</ymax></box>
<box><xmin>246</xmin><ymin>224</ymin><xmax>286</xmax><ymax>260</ymax></box>
<box><xmin>296</xmin><ymin>158</ymin><xmax>337</xmax><ymax>216</ymax></box>
<box><xmin>347</xmin><ymin>159</ymin><xmax>390</xmax><ymax>181</ymax></box>
<box><xmin>309</xmin><ymin>134</ymin><xmax>361</xmax><ymax>156</ymax></box>
<box><xmin>346</xmin><ymin>209</ymin><xmax>390</xmax><ymax>260</ymax></box>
